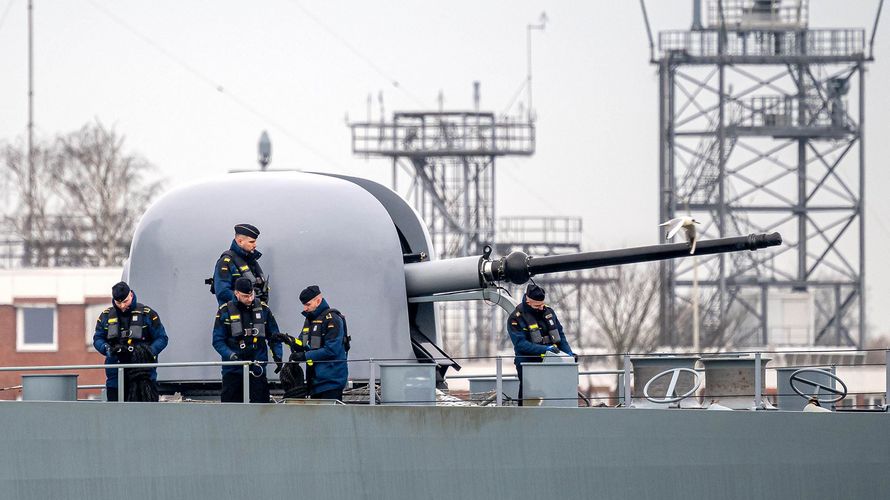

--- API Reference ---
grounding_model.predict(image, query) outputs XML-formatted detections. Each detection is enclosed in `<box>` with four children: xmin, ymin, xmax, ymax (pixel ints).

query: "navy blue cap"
<box><xmin>234</xmin><ymin>224</ymin><xmax>260</xmax><ymax>238</ymax></box>
<box><xmin>526</xmin><ymin>283</ymin><xmax>545</xmax><ymax>301</ymax></box>
<box><xmin>112</xmin><ymin>282</ymin><xmax>131</xmax><ymax>302</ymax></box>
<box><xmin>234</xmin><ymin>277</ymin><xmax>254</xmax><ymax>294</ymax></box>
<box><xmin>299</xmin><ymin>285</ymin><xmax>321</xmax><ymax>304</ymax></box>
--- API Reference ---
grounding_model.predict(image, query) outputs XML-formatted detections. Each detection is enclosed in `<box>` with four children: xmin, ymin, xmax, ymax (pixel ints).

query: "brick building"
<box><xmin>0</xmin><ymin>268</ymin><xmax>122</xmax><ymax>399</ymax></box>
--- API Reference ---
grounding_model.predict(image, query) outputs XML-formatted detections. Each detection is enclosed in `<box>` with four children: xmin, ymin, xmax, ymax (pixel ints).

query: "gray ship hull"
<box><xmin>0</xmin><ymin>402</ymin><xmax>887</xmax><ymax>499</ymax></box>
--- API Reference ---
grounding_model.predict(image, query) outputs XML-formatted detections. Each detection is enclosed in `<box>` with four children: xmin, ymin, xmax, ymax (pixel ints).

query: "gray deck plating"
<box><xmin>0</xmin><ymin>402</ymin><xmax>887</xmax><ymax>500</ymax></box>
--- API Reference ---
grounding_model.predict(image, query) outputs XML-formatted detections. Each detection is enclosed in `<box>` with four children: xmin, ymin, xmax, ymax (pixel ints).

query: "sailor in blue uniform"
<box><xmin>288</xmin><ymin>285</ymin><xmax>349</xmax><ymax>401</ymax></box>
<box><xmin>212</xmin><ymin>277</ymin><xmax>283</xmax><ymax>403</ymax></box>
<box><xmin>506</xmin><ymin>283</ymin><xmax>575</xmax><ymax>405</ymax></box>
<box><xmin>210</xmin><ymin>223</ymin><xmax>268</xmax><ymax>305</ymax></box>
<box><xmin>93</xmin><ymin>281</ymin><xmax>168</xmax><ymax>401</ymax></box>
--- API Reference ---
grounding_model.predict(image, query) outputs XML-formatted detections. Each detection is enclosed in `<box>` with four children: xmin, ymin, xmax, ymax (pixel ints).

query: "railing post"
<box><xmin>622</xmin><ymin>353</ymin><xmax>631</xmax><ymax>407</ymax></box>
<box><xmin>830</xmin><ymin>364</ymin><xmax>837</xmax><ymax>410</ymax></box>
<box><xmin>495</xmin><ymin>356</ymin><xmax>503</xmax><ymax>407</ymax></box>
<box><xmin>117</xmin><ymin>367</ymin><xmax>125</xmax><ymax>402</ymax></box>
<box><xmin>242</xmin><ymin>362</ymin><xmax>250</xmax><ymax>404</ymax></box>
<box><xmin>885</xmin><ymin>350</ymin><xmax>890</xmax><ymax>409</ymax></box>
<box><xmin>368</xmin><ymin>358</ymin><xmax>375</xmax><ymax>406</ymax></box>
<box><xmin>754</xmin><ymin>352</ymin><xmax>762</xmax><ymax>410</ymax></box>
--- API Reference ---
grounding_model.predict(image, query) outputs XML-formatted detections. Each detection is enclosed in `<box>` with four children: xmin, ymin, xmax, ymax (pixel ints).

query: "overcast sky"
<box><xmin>0</xmin><ymin>1</ymin><xmax>888</xmax><ymax>339</ymax></box>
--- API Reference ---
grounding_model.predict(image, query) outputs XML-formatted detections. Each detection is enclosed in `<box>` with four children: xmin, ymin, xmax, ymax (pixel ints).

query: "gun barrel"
<box><xmin>527</xmin><ymin>232</ymin><xmax>782</xmax><ymax>277</ymax></box>
<box><xmin>404</xmin><ymin>232</ymin><xmax>782</xmax><ymax>297</ymax></box>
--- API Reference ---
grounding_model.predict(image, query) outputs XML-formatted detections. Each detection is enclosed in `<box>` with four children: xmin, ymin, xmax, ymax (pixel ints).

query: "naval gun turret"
<box><xmin>404</xmin><ymin>232</ymin><xmax>781</xmax><ymax>297</ymax></box>
<box><xmin>124</xmin><ymin>171</ymin><xmax>780</xmax><ymax>392</ymax></box>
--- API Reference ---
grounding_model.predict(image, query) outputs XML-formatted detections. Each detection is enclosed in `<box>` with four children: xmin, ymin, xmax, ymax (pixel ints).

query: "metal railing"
<box><xmin>0</xmin><ymin>360</ymin><xmax>261</xmax><ymax>404</ymax></box>
<box><xmin>657</xmin><ymin>29</ymin><xmax>866</xmax><ymax>60</ymax></box>
<box><xmin>730</xmin><ymin>95</ymin><xmax>848</xmax><ymax>129</ymax></box>
<box><xmin>1</xmin><ymin>348</ymin><xmax>888</xmax><ymax>410</ymax></box>
<box><xmin>350</xmin><ymin>114</ymin><xmax>535</xmax><ymax>156</ymax></box>
<box><xmin>706</xmin><ymin>0</ymin><xmax>809</xmax><ymax>29</ymax></box>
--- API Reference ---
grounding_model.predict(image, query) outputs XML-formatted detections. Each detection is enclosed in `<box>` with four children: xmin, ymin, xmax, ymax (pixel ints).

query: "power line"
<box><xmin>286</xmin><ymin>0</ymin><xmax>428</xmax><ymax>108</ymax></box>
<box><xmin>499</xmin><ymin>77</ymin><xmax>528</xmax><ymax>117</ymax></box>
<box><xmin>84</xmin><ymin>0</ymin><xmax>344</xmax><ymax>169</ymax></box>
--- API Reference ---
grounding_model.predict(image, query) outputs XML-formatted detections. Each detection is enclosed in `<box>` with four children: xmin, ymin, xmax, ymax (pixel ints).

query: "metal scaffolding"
<box><xmin>350</xmin><ymin>110</ymin><xmax>535</xmax><ymax>356</ymax></box>
<box><xmin>652</xmin><ymin>0</ymin><xmax>876</xmax><ymax>348</ymax></box>
<box><xmin>496</xmin><ymin>216</ymin><xmax>585</xmax><ymax>349</ymax></box>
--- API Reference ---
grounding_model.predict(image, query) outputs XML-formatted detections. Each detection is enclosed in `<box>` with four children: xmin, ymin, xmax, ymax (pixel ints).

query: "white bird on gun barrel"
<box><xmin>660</xmin><ymin>217</ymin><xmax>701</xmax><ymax>254</ymax></box>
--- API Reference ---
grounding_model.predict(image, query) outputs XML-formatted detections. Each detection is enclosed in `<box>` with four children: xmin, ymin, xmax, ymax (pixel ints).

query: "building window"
<box><xmin>85</xmin><ymin>304</ymin><xmax>108</xmax><ymax>351</ymax></box>
<box><xmin>16</xmin><ymin>304</ymin><xmax>58</xmax><ymax>352</ymax></box>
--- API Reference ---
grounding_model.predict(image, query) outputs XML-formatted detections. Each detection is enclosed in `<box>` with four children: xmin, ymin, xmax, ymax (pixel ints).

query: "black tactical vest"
<box><xmin>107</xmin><ymin>304</ymin><xmax>146</xmax><ymax>342</ymax></box>
<box><xmin>227</xmin><ymin>300</ymin><xmax>266</xmax><ymax>350</ymax></box>
<box><xmin>299</xmin><ymin>309</ymin><xmax>341</xmax><ymax>350</ymax></box>
<box><xmin>221</xmin><ymin>250</ymin><xmax>265</xmax><ymax>289</ymax></box>
<box><xmin>514</xmin><ymin>305</ymin><xmax>561</xmax><ymax>345</ymax></box>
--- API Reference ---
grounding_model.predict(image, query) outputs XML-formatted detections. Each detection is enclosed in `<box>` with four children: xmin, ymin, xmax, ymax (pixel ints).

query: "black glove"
<box><xmin>229</xmin><ymin>353</ymin><xmax>239</xmax><ymax>361</ymax></box>
<box><xmin>289</xmin><ymin>351</ymin><xmax>306</xmax><ymax>362</ymax></box>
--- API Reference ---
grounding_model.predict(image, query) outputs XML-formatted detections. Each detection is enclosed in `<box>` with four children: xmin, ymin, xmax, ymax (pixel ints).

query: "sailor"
<box><xmin>212</xmin><ymin>277</ymin><xmax>284</xmax><ymax>403</ymax></box>
<box><xmin>506</xmin><ymin>283</ymin><xmax>575</xmax><ymax>405</ymax></box>
<box><xmin>288</xmin><ymin>285</ymin><xmax>349</xmax><ymax>401</ymax></box>
<box><xmin>93</xmin><ymin>281</ymin><xmax>169</xmax><ymax>401</ymax></box>
<box><xmin>210</xmin><ymin>223</ymin><xmax>269</xmax><ymax>305</ymax></box>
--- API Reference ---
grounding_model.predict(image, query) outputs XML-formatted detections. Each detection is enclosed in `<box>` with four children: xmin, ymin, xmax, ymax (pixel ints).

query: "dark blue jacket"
<box><xmin>213</xmin><ymin>240</ymin><xmax>263</xmax><ymax>305</ymax></box>
<box><xmin>92</xmin><ymin>294</ymin><xmax>169</xmax><ymax>388</ymax></box>
<box><xmin>507</xmin><ymin>295</ymin><xmax>573</xmax><ymax>368</ymax></box>
<box><xmin>212</xmin><ymin>299</ymin><xmax>283</xmax><ymax>377</ymax></box>
<box><xmin>301</xmin><ymin>299</ymin><xmax>348</xmax><ymax>395</ymax></box>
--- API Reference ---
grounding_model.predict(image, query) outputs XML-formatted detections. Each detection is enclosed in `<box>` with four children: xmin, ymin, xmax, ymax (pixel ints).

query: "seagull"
<box><xmin>660</xmin><ymin>217</ymin><xmax>701</xmax><ymax>254</ymax></box>
<box><xmin>803</xmin><ymin>397</ymin><xmax>830</xmax><ymax>413</ymax></box>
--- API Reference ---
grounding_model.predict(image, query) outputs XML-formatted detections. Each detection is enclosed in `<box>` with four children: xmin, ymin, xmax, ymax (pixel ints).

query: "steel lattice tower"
<box><xmin>651</xmin><ymin>0</ymin><xmax>876</xmax><ymax>348</ymax></box>
<box><xmin>495</xmin><ymin>216</ymin><xmax>586</xmax><ymax>349</ymax></box>
<box><xmin>350</xmin><ymin>110</ymin><xmax>535</xmax><ymax>356</ymax></box>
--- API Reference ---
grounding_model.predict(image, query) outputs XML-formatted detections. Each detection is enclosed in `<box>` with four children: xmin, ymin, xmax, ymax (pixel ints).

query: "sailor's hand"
<box><xmin>547</xmin><ymin>345</ymin><xmax>560</xmax><ymax>353</ymax></box>
<box><xmin>289</xmin><ymin>351</ymin><xmax>306</xmax><ymax>363</ymax></box>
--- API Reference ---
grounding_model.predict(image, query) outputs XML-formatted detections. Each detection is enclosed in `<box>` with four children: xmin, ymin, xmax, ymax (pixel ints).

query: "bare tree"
<box><xmin>1</xmin><ymin>140</ymin><xmax>64</xmax><ymax>266</ymax></box>
<box><xmin>1</xmin><ymin>121</ymin><xmax>163</xmax><ymax>267</ymax></box>
<box><xmin>583</xmin><ymin>263</ymin><xmax>661</xmax><ymax>367</ymax></box>
<box><xmin>52</xmin><ymin>122</ymin><xmax>163</xmax><ymax>266</ymax></box>
<box><xmin>673</xmin><ymin>290</ymin><xmax>761</xmax><ymax>349</ymax></box>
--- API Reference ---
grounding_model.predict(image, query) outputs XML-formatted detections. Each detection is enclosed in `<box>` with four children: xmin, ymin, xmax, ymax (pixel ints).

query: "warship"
<box><xmin>1</xmin><ymin>171</ymin><xmax>887</xmax><ymax>500</ymax></box>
